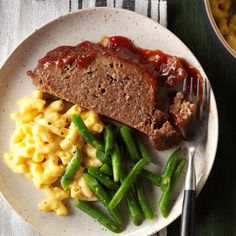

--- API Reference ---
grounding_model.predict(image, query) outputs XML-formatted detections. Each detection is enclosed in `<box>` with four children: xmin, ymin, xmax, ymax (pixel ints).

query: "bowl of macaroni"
<box><xmin>203</xmin><ymin>0</ymin><xmax>236</xmax><ymax>59</ymax></box>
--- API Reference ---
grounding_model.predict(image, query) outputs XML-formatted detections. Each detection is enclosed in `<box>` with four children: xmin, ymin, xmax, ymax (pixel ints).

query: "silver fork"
<box><xmin>180</xmin><ymin>77</ymin><xmax>210</xmax><ymax>236</ymax></box>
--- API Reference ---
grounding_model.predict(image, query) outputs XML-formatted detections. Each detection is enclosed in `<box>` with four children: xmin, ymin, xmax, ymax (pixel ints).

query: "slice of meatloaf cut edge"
<box><xmin>169</xmin><ymin>91</ymin><xmax>196</xmax><ymax>129</ymax></box>
<box><xmin>29</xmin><ymin>53</ymin><xmax>182</xmax><ymax>150</ymax></box>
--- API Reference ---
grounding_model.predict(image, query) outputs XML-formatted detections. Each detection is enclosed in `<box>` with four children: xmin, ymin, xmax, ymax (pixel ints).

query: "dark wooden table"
<box><xmin>167</xmin><ymin>1</ymin><xmax>236</xmax><ymax>235</ymax></box>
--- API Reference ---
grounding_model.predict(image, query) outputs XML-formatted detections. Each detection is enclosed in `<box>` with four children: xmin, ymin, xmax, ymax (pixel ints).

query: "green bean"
<box><xmin>72</xmin><ymin>114</ymin><xmax>103</xmax><ymax>151</ymax></box>
<box><xmin>136</xmin><ymin>181</ymin><xmax>154</xmax><ymax>219</ymax></box>
<box><xmin>120</xmin><ymin>164</ymin><xmax>143</xmax><ymax>226</ymax></box>
<box><xmin>83</xmin><ymin>173</ymin><xmax>124</xmax><ymax>227</ymax></box>
<box><xmin>112</xmin><ymin>143</ymin><xmax>121</xmax><ymax>182</ymax></box>
<box><xmin>88</xmin><ymin>167</ymin><xmax>119</xmax><ymax>190</ymax></box>
<box><xmin>134</xmin><ymin>133</ymin><xmax>153</xmax><ymax>163</ymax></box>
<box><xmin>109</xmin><ymin>158</ymin><xmax>147</xmax><ymax>209</ymax></box>
<box><xmin>126</xmin><ymin>192</ymin><xmax>144</xmax><ymax>226</ymax></box>
<box><xmin>74</xmin><ymin>201</ymin><xmax>122</xmax><ymax>233</ymax></box>
<box><xmin>120</xmin><ymin>126</ymin><xmax>140</xmax><ymax>162</ymax></box>
<box><xmin>104</xmin><ymin>124</ymin><xmax>114</xmax><ymax>161</ymax></box>
<box><xmin>100</xmin><ymin>163</ymin><xmax>113</xmax><ymax>176</ymax></box>
<box><xmin>96</xmin><ymin>149</ymin><xmax>109</xmax><ymax>164</ymax></box>
<box><xmin>172</xmin><ymin>160</ymin><xmax>187</xmax><ymax>186</ymax></box>
<box><xmin>159</xmin><ymin>159</ymin><xmax>187</xmax><ymax>218</ymax></box>
<box><xmin>142</xmin><ymin>169</ymin><xmax>161</xmax><ymax>187</ymax></box>
<box><xmin>61</xmin><ymin>149</ymin><xmax>82</xmax><ymax>190</ymax></box>
<box><xmin>161</xmin><ymin>148</ymin><xmax>181</xmax><ymax>192</ymax></box>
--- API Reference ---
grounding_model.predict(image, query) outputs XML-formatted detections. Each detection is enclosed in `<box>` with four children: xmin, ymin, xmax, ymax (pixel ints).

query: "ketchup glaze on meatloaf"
<box><xmin>28</xmin><ymin>36</ymin><xmax>201</xmax><ymax>150</ymax></box>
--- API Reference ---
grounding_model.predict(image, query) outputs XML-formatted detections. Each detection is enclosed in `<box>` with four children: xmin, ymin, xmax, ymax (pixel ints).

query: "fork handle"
<box><xmin>180</xmin><ymin>190</ymin><xmax>196</xmax><ymax>236</ymax></box>
<box><xmin>180</xmin><ymin>151</ymin><xmax>196</xmax><ymax>236</ymax></box>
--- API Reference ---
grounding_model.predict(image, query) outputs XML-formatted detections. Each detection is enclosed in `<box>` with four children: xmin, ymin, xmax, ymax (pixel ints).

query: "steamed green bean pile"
<box><xmin>70</xmin><ymin>114</ymin><xmax>186</xmax><ymax>233</ymax></box>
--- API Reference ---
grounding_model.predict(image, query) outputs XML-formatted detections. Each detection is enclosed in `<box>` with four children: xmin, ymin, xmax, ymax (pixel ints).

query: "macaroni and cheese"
<box><xmin>210</xmin><ymin>0</ymin><xmax>236</xmax><ymax>51</ymax></box>
<box><xmin>4</xmin><ymin>90</ymin><xmax>104</xmax><ymax>216</ymax></box>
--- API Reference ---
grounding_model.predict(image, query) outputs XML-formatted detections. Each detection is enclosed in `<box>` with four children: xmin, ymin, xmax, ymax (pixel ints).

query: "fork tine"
<box><xmin>189</xmin><ymin>77</ymin><xmax>194</xmax><ymax>102</ymax></box>
<box><xmin>196</xmin><ymin>78</ymin><xmax>200</xmax><ymax>104</ymax></box>
<box><xmin>183</xmin><ymin>78</ymin><xmax>187</xmax><ymax>95</ymax></box>
<box><xmin>203</xmin><ymin>79</ymin><xmax>210</xmax><ymax>112</ymax></box>
<box><xmin>195</xmin><ymin>78</ymin><xmax>200</xmax><ymax>119</ymax></box>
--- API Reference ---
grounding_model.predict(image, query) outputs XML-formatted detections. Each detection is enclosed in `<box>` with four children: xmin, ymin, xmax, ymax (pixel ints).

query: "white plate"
<box><xmin>0</xmin><ymin>7</ymin><xmax>218</xmax><ymax>236</ymax></box>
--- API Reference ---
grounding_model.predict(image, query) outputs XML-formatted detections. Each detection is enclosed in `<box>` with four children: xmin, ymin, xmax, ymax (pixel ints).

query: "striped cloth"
<box><xmin>71</xmin><ymin>0</ymin><xmax>167</xmax><ymax>27</ymax></box>
<box><xmin>0</xmin><ymin>1</ymin><xmax>167</xmax><ymax>236</ymax></box>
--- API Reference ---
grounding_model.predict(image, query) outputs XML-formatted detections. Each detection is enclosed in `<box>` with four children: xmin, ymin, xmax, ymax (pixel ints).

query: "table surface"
<box><xmin>167</xmin><ymin>1</ymin><xmax>236</xmax><ymax>236</ymax></box>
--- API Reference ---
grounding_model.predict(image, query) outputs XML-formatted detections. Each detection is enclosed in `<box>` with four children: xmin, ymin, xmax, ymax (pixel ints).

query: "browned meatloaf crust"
<box><xmin>28</xmin><ymin>36</ymin><xmax>197</xmax><ymax>150</ymax></box>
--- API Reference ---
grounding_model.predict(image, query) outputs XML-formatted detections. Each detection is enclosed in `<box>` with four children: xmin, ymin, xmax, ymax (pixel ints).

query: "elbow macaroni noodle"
<box><xmin>210</xmin><ymin>0</ymin><xmax>236</xmax><ymax>51</ymax></box>
<box><xmin>4</xmin><ymin>90</ymin><xmax>104</xmax><ymax>216</ymax></box>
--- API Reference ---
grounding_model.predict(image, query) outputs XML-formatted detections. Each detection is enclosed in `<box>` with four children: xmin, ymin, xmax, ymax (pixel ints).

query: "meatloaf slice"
<box><xmin>28</xmin><ymin>39</ymin><xmax>186</xmax><ymax>150</ymax></box>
